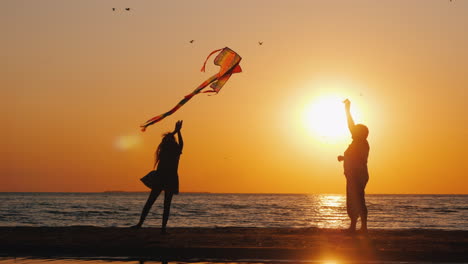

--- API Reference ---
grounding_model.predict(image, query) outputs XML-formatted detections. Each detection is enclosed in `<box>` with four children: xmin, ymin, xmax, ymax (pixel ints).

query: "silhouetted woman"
<box><xmin>133</xmin><ymin>120</ymin><xmax>183</xmax><ymax>233</ymax></box>
<box><xmin>338</xmin><ymin>100</ymin><xmax>370</xmax><ymax>233</ymax></box>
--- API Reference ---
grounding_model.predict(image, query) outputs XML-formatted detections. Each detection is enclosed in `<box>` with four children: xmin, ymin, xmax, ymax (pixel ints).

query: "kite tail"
<box><xmin>200</xmin><ymin>48</ymin><xmax>223</xmax><ymax>72</ymax></box>
<box><xmin>140</xmin><ymin>93</ymin><xmax>196</xmax><ymax>131</ymax></box>
<box><xmin>140</xmin><ymin>74</ymin><xmax>218</xmax><ymax>131</ymax></box>
<box><xmin>140</xmin><ymin>47</ymin><xmax>241</xmax><ymax>132</ymax></box>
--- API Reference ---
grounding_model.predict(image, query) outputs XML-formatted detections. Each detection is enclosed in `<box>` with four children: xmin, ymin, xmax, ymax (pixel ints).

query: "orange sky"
<box><xmin>2</xmin><ymin>0</ymin><xmax>467</xmax><ymax>193</ymax></box>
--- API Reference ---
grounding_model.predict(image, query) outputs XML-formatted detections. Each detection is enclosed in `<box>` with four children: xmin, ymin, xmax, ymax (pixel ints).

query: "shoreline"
<box><xmin>1</xmin><ymin>227</ymin><xmax>468</xmax><ymax>262</ymax></box>
<box><xmin>1</xmin><ymin>192</ymin><xmax>468</xmax><ymax>195</ymax></box>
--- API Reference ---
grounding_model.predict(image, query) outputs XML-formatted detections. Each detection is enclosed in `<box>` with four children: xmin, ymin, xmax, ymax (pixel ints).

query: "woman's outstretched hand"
<box><xmin>174</xmin><ymin>120</ymin><xmax>183</xmax><ymax>133</ymax></box>
<box><xmin>343</xmin><ymin>99</ymin><xmax>351</xmax><ymax>111</ymax></box>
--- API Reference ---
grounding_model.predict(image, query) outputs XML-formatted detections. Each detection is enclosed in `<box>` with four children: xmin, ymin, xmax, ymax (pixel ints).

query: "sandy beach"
<box><xmin>1</xmin><ymin>227</ymin><xmax>467</xmax><ymax>262</ymax></box>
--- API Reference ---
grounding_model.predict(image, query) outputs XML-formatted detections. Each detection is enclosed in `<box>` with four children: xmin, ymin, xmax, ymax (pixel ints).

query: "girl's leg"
<box><xmin>134</xmin><ymin>188</ymin><xmax>162</xmax><ymax>228</ymax></box>
<box><xmin>161</xmin><ymin>191</ymin><xmax>174</xmax><ymax>234</ymax></box>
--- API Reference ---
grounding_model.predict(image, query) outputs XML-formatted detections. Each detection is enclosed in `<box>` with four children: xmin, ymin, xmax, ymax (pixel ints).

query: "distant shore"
<box><xmin>1</xmin><ymin>227</ymin><xmax>467</xmax><ymax>262</ymax></box>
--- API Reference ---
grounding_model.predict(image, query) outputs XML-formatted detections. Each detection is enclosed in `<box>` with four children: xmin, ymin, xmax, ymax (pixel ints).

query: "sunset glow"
<box><xmin>303</xmin><ymin>95</ymin><xmax>361</xmax><ymax>142</ymax></box>
<box><xmin>2</xmin><ymin>0</ymin><xmax>467</xmax><ymax>194</ymax></box>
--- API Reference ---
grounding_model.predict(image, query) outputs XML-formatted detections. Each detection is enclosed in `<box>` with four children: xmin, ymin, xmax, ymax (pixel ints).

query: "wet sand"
<box><xmin>1</xmin><ymin>227</ymin><xmax>467</xmax><ymax>263</ymax></box>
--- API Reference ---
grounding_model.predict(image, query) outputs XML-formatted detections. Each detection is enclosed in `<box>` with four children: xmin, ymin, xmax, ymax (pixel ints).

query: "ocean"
<box><xmin>0</xmin><ymin>193</ymin><xmax>467</xmax><ymax>230</ymax></box>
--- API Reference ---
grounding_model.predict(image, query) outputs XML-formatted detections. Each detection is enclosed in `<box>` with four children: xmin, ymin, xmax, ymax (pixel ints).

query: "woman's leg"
<box><xmin>161</xmin><ymin>191</ymin><xmax>174</xmax><ymax>233</ymax></box>
<box><xmin>359</xmin><ymin>187</ymin><xmax>368</xmax><ymax>232</ymax></box>
<box><xmin>134</xmin><ymin>188</ymin><xmax>162</xmax><ymax>228</ymax></box>
<box><xmin>346</xmin><ymin>181</ymin><xmax>359</xmax><ymax>231</ymax></box>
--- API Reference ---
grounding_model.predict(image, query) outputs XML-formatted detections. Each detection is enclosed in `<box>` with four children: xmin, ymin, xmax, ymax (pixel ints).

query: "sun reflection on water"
<box><xmin>316</xmin><ymin>194</ymin><xmax>347</xmax><ymax>229</ymax></box>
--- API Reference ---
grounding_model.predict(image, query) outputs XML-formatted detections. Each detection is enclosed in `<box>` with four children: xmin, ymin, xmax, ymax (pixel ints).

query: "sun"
<box><xmin>303</xmin><ymin>95</ymin><xmax>358</xmax><ymax>141</ymax></box>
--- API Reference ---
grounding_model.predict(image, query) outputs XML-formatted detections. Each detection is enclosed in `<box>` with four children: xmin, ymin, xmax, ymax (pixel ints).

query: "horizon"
<box><xmin>1</xmin><ymin>191</ymin><xmax>467</xmax><ymax>195</ymax></box>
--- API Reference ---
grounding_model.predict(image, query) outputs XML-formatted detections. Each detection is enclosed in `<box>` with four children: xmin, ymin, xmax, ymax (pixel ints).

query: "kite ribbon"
<box><xmin>141</xmin><ymin>47</ymin><xmax>242</xmax><ymax>131</ymax></box>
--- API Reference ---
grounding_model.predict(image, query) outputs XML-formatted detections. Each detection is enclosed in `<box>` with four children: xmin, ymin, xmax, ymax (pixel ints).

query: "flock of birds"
<box><xmin>112</xmin><ymin>8</ymin><xmax>131</xmax><ymax>11</ymax></box>
<box><xmin>114</xmin><ymin>1</ymin><xmax>455</xmax><ymax>12</ymax></box>
<box><xmin>111</xmin><ymin>9</ymin><xmax>264</xmax><ymax>46</ymax></box>
<box><xmin>189</xmin><ymin>40</ymin><xmax>264</xmax><ymax>46</ymax></box>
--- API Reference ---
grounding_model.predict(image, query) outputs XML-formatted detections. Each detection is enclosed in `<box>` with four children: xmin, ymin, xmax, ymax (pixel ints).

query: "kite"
<box><xmin>140</xmin><ymin>47</ymin><xmax>242</xmax><ymax>131</ymax></box>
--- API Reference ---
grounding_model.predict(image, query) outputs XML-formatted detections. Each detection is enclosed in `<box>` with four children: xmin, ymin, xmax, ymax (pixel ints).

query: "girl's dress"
<box><xmin>156</xmin><ymin>144</ymin><xmax>182</xmax><ymax>194</ymax></box>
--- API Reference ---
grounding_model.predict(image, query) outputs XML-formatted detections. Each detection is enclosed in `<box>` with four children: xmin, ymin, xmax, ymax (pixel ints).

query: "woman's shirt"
<box><xmin>344</xmin><ymin>139</ymin><xmax>369</xmax><ymax>178</ymax></box>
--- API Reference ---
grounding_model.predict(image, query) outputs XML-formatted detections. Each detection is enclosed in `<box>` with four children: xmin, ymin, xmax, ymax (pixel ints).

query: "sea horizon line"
<box><xmin>0</xmin><ymin>191</ymin><xmax>467</xmax><ymax>195</ymax></box>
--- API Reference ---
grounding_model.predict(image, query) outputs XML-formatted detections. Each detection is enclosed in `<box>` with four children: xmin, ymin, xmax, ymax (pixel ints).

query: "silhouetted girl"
<box><xmin>133</xmin><ymin>120</ymin><xmax>183</xmax><ymax>233</ymax></box>
<box><xmin>338</xmin><ymin>100</ymin><xmax>370</xmax><ymax>233</ymax></box>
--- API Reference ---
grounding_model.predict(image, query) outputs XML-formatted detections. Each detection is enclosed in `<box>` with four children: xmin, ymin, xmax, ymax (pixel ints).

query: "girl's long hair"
<box><xmin>154</xmin><ymin>132</ymin><xmax>176</xmax><ymax>168</ymax></box>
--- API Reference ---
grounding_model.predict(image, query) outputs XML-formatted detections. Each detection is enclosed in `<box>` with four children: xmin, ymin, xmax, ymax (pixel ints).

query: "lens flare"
<box><xmin>114</xmin><ymin>135</ymin><xmax>142</xmax><ymax>151</ymax></box>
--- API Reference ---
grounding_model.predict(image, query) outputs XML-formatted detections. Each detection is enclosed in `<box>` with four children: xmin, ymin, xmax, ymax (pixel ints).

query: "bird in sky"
<box><xmin>189</xmin><ymin>40</ymin><xmax>194</xmax><ymax>43</ymax></box>
<box><xmin>112</xmin><ymin>8</ymin><xmax>115</xmax><ymax>11</ymax></box>
<box><xmin>258</xmin><ymin>41</ymin><xmax>263</xmax><ymax>45</ymax></box>
<box><xmin>125</xmin><ymin>8</ymin><xmax>130</xmax><ymax>11</ymax></box>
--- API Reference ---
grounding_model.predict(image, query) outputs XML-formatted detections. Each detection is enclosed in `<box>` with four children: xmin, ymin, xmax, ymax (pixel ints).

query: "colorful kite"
<box><xmin>140</xmin><ymin>47</ymin><xmax>242</xmax><ymax>131</ymax></box>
